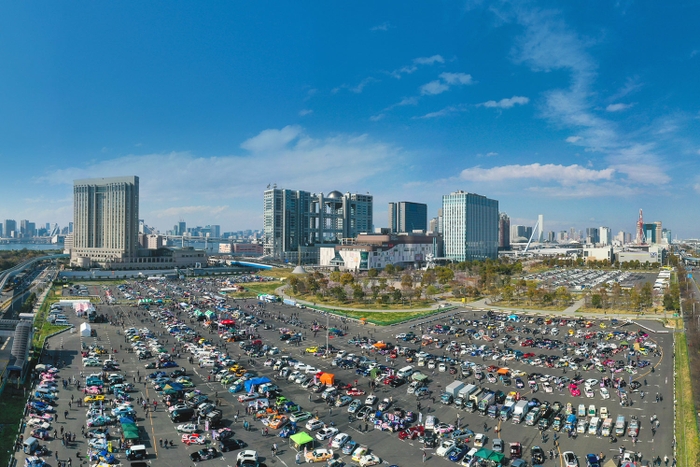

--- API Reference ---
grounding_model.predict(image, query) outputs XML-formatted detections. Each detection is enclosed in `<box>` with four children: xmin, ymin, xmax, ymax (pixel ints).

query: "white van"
<box><xmin>397</xmin><ymin>366</ymin><xmax>415</xmax><ymax>379</ymax></box>
<box><xmin>55</xmin><ymin>319</ymin><xmax>69</xmax><ymax>326</ymax></box>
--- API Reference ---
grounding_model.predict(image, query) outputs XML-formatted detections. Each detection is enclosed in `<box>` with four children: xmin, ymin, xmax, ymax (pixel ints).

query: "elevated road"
<box><xmin>0</xmin><ymin>254</ymin><xmax>68</xmax><ymax>305</ymax></box>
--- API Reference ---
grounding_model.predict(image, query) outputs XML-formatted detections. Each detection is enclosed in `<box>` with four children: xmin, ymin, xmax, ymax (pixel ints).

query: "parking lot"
<box><xmin>524</xmin><ymin>269</ymin><xmax>658</xmax><ymax>292</ymax></box>
<box><xmin>17</xmin><ymin>277</ymin><xmax>676</xmax><ymax>467</ymax></box>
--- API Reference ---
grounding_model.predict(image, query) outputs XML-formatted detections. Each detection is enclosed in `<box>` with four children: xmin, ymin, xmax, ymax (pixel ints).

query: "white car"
<box><xmin>237</xmin><ymin>450</ymin><xmax>259</xmax><ymax>463</ymax></box>
<box><xmin>438</xmin><ymin>363</ymin><xmax>447</xmax><ymax>372</ymax></box>
<box><xmin>316</xmin><ymin>427</ymin><xmax>339</xmax><ymax>441</ymax></box>
<box><xmin>584</xmin><ymin>387</ymin><xmax>595</xmax><ymax>398</ymax></box>
<box><xmin>237</xmin><ymin>393</ymin><xmax>259</xmax><ymax>402</ymax></box>
<box><xmin>563</xmin><ymin>451</ymin><xmax>578</xmax><ymax>467</ymax></box>
<box><xmin>474</xmin><ymin>433</ymin><xmax>487</xmax><ymax>448</ymax></box>
<box><xmin>176</xmin><ymin>423</ymin><xmax>198</xmax><ymax>433</ymax></box>
<box><xmin>600</xmin><ymin>388</ymin><xmax>610</xmax><ymax>399</ymax></box>
<box><xmin>330</xmin><ymin>433</ymin><xmax>350</xmax><ymax>449</ymax></box>
<box><xmin>584</xmin><ymin>378</ymin><xmax>599</xmax><ymax>388</ymax></box>
<box><xmin>305</xmin><ymin>366</ymin><xmax>319</xmax><ymax>374</ymax></box>
<box><xmin>436</xmin><ymin>440</ymin><xmax>456</xmax><ymax>457</ymax></box>
<box><xmin>365</xmin><ymin>395</ymin><xmax>378</xmax><ymax>405</ymax></box>
<box><xmin>306</xmin><ymin>419</ymin><xmax>325</xmax><ymax>431</ymax></box>
<box><xmin>359</xmin><ymin>454</ymin><xmax>381</xmax><ymax>467</ymax></box>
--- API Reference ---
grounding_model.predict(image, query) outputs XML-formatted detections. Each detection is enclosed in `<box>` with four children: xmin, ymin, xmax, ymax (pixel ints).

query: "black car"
<box><xmin>171</xmin><ymin>369</ymin><xmax>186</xmax><ymax>377</ymax></box>
<box><xmin>389</xmin><ymin>378</ymin><xmax>406</xmax><ymax>388</ymax></box>
<box><xmin>531</xmin><ymin>446</ymin><xmax>545</xmax><ymax>465</ymax></box>
<box><xmin>219</xmin><ymin>438</ymin><xmax>247</xmax><ymax>452</ymax></box>
<box><xmin>190</xmin><ymin>448</ymin><xmax>218</xmax><ymax>462</ymax></box>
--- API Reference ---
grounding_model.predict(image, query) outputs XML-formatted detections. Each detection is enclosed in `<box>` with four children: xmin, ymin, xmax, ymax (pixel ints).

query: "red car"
<box><xmin>522</xmin><ymin>352</ymin><xmax>535</xmax><ymax>359</ymax></box>
<box><xmin>398</xmin><ymin>425</ymin><xmax>424</xmax><ymax>440</ymax></box>
<box><xmin>346</xmin><ymin>388</ymin><xmax>366</xmax><ymax>396</ymax></box>
<box><xmin>520</xmin><ymin>339</ymin><xmax>534</xmax><ymax>347</ymax></box>
<box><xmin>568</xmin><ymin>383</ymin><xmax>581</xmax><ymax>397</ymax></box>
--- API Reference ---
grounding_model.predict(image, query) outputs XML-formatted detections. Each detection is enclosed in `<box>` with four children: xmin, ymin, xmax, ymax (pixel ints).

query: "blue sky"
<box><xmin>1</xmin><ymin>1</ymin><xmax>699</xmax><ymax>238</ymax></box>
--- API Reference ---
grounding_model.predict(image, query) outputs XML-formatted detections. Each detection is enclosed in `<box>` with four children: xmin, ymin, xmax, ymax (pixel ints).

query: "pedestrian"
<box><xmin>296</xmin><ymin>451</ymin><xmax>302</xmax><ymax>464</ymax></box>
<box><xmin>159</xmin><ymin>439</ymin><xmax>163</xmax><ymax>447</ymax></box>
<box><xmin>423</xmin><ymin>451</ymin><xmax>427</xmax><ymax>463</ymax></box>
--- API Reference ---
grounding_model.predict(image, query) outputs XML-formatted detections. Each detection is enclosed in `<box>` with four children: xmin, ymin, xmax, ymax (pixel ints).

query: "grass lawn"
<box><xmin>31</xmin><ymin>287</ymin><xmax>71</xmax><ymax>358</ymax></box>
<box><xmin>675</xmin><ymin>333</ymin><xmax>700</xmax><ymax>467</ymax></box>
<box><xmin>291</xmin><ymin>293</ymin><xmax>435</xmax><ymax>311</ymax></box>
<box><xmin>0</xmin><ymin>392</ymin><xmax>29</xmax><ymax>467</ymax></box>
<box><xmin>226</xmin><ymin>281</ymin><xmax>285</xmax><ymax>298</ymax></box>
<box><xmin>312</xmin><ymin>306</ymin><xmax>457</xmax><ymax>326</ymax></box>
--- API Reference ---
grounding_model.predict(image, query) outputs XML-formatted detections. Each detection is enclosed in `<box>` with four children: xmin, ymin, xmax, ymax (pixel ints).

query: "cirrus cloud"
<box><xmin>479</xmin><ymin>96</ymin><xmax>530</xmax><ymax>109</ymax></box>
<box><xmin>460</xmin><ymin>163</ymin><xmax>615</xmax><ymax>184</ymax></box>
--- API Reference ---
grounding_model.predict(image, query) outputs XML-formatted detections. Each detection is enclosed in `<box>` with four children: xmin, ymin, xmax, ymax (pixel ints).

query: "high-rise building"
<box><xmin>388</xmin><ymin>201</ymin><xmax>427</xmax><ymax>233</ymax></box>
<box><xmin>263</xmin><ymin>188</ymin><xmax>373</xmax><ymax>263</ymax></box>
<box><xmin>654</xmin><ymin>221</ymin><xmax>662</xmax><ymax>245</ymax></box>
<box><xmin>3</xmin><ymin>219</ymin><xmax>16</xmax><ymax>238</ymax></box>
<box><xmin>498</xmin><ymin>212</ymin><xmax>510</xmax><ymax>250</ymax></box>
<box><xmin>585</xmin><ymin>227</ymin><xmax>599</xmax><ymax>244</ymax></box>
<box><xmin>442</xmin><ymin>191</ymin><xmax>498</xmax><ymax>261</ymax></box>
<box><xmin>599</xmin><ymin>226</ymin><xmax>611</xmax><ymax>245</ymax></box>
<box><xmin>537</xmin><ymin>214</ymin><xmax>544</xmax><ymax>242</ymax></box>
<box><xmin>510</xmin><ymin>225</ymin><xmax>533</xmax><ymax>242</ymax></box>
<box><xmin>178</xmin><ymin>221</ymin><xmax>186</xmax><ymax>236</ymax></box>
<box><xmin>71</xmin><ymin>176</ymin><xmax>140</xmax><ymax>267</ymax></box>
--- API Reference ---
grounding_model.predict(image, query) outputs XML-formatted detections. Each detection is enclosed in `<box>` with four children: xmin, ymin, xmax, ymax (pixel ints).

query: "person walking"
<box><xmin>423</xmin><ymin>451</ymin><xmax>427</xmax><ymax>463</ymax></box>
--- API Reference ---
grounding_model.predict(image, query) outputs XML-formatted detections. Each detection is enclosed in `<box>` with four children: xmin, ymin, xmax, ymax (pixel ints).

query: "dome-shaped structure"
<box><xmin>327</xmin><ymin>190</ymin><xmax>343</xmax><ymax>199</ymax></box>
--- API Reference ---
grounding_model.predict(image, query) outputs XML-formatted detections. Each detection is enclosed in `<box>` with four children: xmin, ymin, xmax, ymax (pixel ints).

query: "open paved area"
<box><xmin>16</xmin><ymin>279</ymin><xmax>676</xmax><ymax>467</ymax></box>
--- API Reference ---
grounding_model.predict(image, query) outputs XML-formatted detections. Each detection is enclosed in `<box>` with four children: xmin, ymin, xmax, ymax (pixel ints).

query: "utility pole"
<box><xmin>326</xmin><ymin>313</ymin><xmax>329</xmax><ymax>356</ymax></box>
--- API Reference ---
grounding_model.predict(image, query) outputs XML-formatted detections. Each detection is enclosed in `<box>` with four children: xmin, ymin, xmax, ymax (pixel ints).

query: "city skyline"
<box><xmin>0</xmin><ymin>2</ymin><xmax>699</xmax><ymax>236</ymax></box>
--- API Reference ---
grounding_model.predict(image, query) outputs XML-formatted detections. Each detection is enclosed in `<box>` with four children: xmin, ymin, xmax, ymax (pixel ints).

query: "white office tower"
<box><xmin>71</xmin><ymin>176</ymin><xmax>139</xmax><ymax>267</ymax></box>
<box><xmin>442</xmin><ymin>191</ymin><xmax>499</xmax><ymax>261</ymax></box>
<box><xmin>599</xmin><ymin>226</ymin><xmax>612</xmax><ymax>245</ymax></box>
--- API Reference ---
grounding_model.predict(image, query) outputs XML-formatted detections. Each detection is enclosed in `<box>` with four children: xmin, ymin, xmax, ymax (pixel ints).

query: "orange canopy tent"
<box><xmin>373</xmin><ymin>342</ymin><xmax>387</xmax><ymax>349</ymax></box>
<box><xmin>319</xmin><ymin>373</ymin><xmax>335</xmax><ymax>385</ymax></box>
<box><xmin>497</xmin><ymin>367</ymin><xmax>510</xmax><ymax>376</ymax></box>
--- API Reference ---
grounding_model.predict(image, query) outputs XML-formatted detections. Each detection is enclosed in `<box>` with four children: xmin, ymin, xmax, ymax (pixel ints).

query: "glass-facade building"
<box><xmin>442</xmin><ymin>191</ymin><xmax>499</xmax><ymax>261</ymax></box>
<box><xmin>388</xmin><ymin>201</ymin><xmax>428</xmax><ymax>233</ymax></box>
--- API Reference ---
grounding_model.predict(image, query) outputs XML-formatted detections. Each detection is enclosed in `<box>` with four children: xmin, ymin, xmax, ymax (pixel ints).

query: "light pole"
<box><xmin>326</xmin><ymin>313</ymin><xmax>329</xmax><ymax>356</ymax></box>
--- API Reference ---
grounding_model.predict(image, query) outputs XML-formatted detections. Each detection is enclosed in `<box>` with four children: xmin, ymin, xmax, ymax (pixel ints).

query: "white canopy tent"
<box><xmin>79</xmin><ymin>322</ymin><xmax>92</xmax><ymax>337</ymax></box>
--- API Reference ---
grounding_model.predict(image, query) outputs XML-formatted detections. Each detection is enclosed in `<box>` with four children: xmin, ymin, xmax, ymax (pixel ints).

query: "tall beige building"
<box><xmin>71</xmin><ymin>176</ymin><xmax>140</xmax><ymax>267</ymax></box>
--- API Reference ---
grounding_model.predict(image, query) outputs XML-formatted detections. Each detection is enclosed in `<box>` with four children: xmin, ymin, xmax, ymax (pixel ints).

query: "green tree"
<box><xmin>367</xmin><ymin>268</ymin><xmax>379</xmax><ymax>278</ymax></box>
<box><xmin>425</xmin><ymin>285</ymin><xmax>439</xmax><ymax>299</ymax></box>
<box><xmin>401</xmin><ymin>273</ymin><xmax>413</xmax><ymax>289</ymax></box>
<box><xmin>435</xmin><ymin>266</ymin><xmax>454</xmax><ymax>285</ymax></box>
<box><xmin>287</xmin><ymin>276</ymin><xmax>300</xmax><ymax>294</ymax></box>
<box><xmin>663</xmin><ymin>293</ymin><xmax>676</xmax><ymax>311</ymax></box>
<box><xmin>370</xmin><ymin>285</ymin><xmax>380</xmax><ymax>301</ymax></box>
<box><xmin>591</xmin><ymin>294</ymin><xmax>602</xmax><ymax>308</ymax></box>
<box><xmin>501</xmin><ymin>284</ymin><xmax>514</xmax><ymax>303</ymax></box>
<box><xmin>640</xmin><ymin>282</ymin><xmax>653</xmax><ymax>309</ymax></box>
<box><xmin>329</xmin><ymin>271</ymin><xmax>341</xmax><ymax>283</ymax></box>
<box><xmin>340</xmin><ymin>273</ymin><xmax>355</xmax><ymax>286</ymax></box>
<box><xmin>392</xmin><ymin>288</ymin><xmax>403</xmax><ymax>302</ymax></box>
<box><xmin>353</xmin><ymin>286</ymin><xmax>365</xmax><ymax>301</ymax></box>
<box><xmin>421</xmin><ymin>270</ymin><xmax>436</xmax><ymax>286</ymax></box>
<box><xmin>384</xmin><ymin>264</ymin><xmax>395</xmax><ymax>275</ymax></box>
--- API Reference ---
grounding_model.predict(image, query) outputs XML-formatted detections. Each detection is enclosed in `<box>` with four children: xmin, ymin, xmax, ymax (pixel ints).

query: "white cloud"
<box><xmin>298</xmin><ymin>109</ymin><xmax>313</xmax><ymax>116</ymax></box>
<box><xmin>414</xmin><ymin>55</ymin><xmax>445</xmax><ymax>66</ymax></box>
<box><xmin>608</xmin><ymin>76</ymin><xmax>643</xmax><ymax>102</ymax></box>
<box><xmin>332</xmin><ymin>77</ymin><xmax>379</xmax><ymax>94</ymax></box>
<box><xmin>607</xmin><ymin>143</ymin><xmax>670</xmax><ymax>185</ymax></box>
<box><xmin>420</xmin><ymin>80</ymin><xmax>450</xmax><ymax>95</ymax></box>
<box><xmin>439</xmin><ymin>72</ymin><xmax>473</xmax><ymax>85</ymax></box>
<box><xmin>485</xmin><ymin>152</ymin><xmax>498</xmax><ymax>157</ymax></box>
<box><xmin>479</xmin><ymin>96</ymin><xmax>530</xmax><ymax>109</ymax></box>
<box><xmin>240</xmin><ymin>125</ymin><xmax>302</xmax><ymax>152</ymax></box>
<box><xmin>370</xmin><ymin>22</ymin><xmax>392</xmax><ymax>31</ymax></box>
<box><xmin>459</xmin><ymin>163</ymin><xmax>614</xmax><ymax>184</ymax></box>
<box><xmin>420</xmin><ymin>71</ymin><xmax>474</xmax><ymax>95</ymax></box>
<box><xmin>37</xmin><ymin>127</ymin><xmax>401</xmax><ymax>229</ymax></box>
<box><xmin>390</xmin><ymin>55</ymin><xmax>444</xmax><ymax>78</ymax></box>
<box><xmin>566</xmin><ymin>136</ymin><xmax>582</xmax><ymax>143</ymax></box>
<box><xmin>606</xmin><ymin>103</ymin><xmax>634</xmax><ymax>112</ymax></box>
<box><xmin>697</xmin><ymin>149</ymin><xmax>700</xmax><ymax>155</ymax></box>
<box><xmin>415</xmin><ymin>104</ymin><xmax>468</xmax><ymax>119</ymax></box>
<box><xmin>369</xmin><ymin>114</ymin><xmax>385</xmax><ymax>122</ymax></box>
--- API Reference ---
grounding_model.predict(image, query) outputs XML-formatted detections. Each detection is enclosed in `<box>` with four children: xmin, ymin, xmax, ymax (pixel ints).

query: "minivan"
<box><xmin>397</xmin><ymin>366</ymin><xmax>415</xmax><ymax>379</ymax></box>
<box><xmin>170</xmin><ymin>408</ymin><xmax>195</xmax><ymax>422</ymax></box>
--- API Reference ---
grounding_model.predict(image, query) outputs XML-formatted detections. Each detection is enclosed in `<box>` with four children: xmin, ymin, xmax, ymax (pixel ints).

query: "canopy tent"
<box><xmin>474</xmin><ymin>448</ymin><xmax>505</xmax><ymax>464</ymax></box>
<box><xmin>373</xmin><ymin>342</ymin><xmax>387</xmax><ymax>349</ymax></box>
<box><xmin>121</xmin><ymin>423</ymin><xmax>139</xmax><ymax>440</ymax></box>
<box><xmin>80</xmin><ymin>323</ymin><xmax>92</xmax><ymax>337</ymax></box>
<box><xmin>205</xmin><ymin>310</ymin><xmax>216</xmax><ymax>320</ymax></box>
<box><xmin>289</xmin><ymin>431</ymin><xmax>314</xmax><ymax>451</ymax></box>
<box><xmin>244</xmin><ymin>377</ymin><xmax>272</xmax><ymax>393</ymax></box>
<box><xmin>497</xmin><ymin>367</ymin><xmax>510</xmax><ymax>376</ymax></box>
<box><xmin>319</xmin><ymin>373</ymin><xmax>334</xmax><ymax>385</ymax></box>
